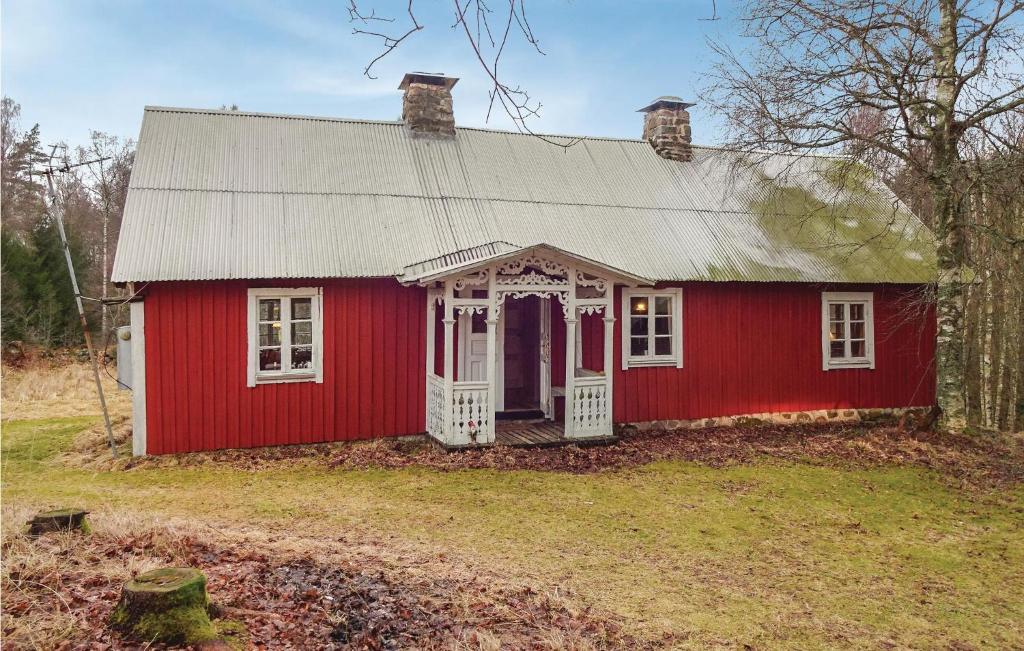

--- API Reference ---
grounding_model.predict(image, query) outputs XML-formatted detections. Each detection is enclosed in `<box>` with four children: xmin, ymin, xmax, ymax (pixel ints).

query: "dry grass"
<box><xmin>1</xmin><ymin>507</ymin><xmax>207</xmax><ymax>649</ymax></box>
<box><xmin>1</xmin><ymin>360</ymin><xmax>131</xmax><ymax>422</ymax></box>
<box><xmin>1</xmin><ymin>506</ymin><xmax>644</xmax><ymax>650</ymax></box>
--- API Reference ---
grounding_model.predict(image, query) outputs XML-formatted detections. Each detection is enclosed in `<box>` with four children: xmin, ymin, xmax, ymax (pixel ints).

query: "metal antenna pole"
<box><xmin>41</xmin><ymin>145</ymin><xmax>118</xmax><ymax>457</ymax></box>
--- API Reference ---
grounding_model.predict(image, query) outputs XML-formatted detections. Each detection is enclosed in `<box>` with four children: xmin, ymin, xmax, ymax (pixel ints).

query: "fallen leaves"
<box><xmin>2</xmin><ymin>525</ymin><xmax>656</xmax><ymax>650</ymax></box>
<box><xmin>324</xmin><ymin>424</ymin><xmax>1024</xmax><ymax>489</ymax></box>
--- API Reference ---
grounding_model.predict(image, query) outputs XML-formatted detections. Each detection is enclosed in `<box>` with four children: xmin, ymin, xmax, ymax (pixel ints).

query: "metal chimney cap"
<box><xmin>637</xmin><ymin>96</ymin><xmax>695</xmax><ymax>112</ymax></box>
<box><xmin>399</xmin><ymin>72</ymin><xmax>460</xmax><ymax>91</ymax></box>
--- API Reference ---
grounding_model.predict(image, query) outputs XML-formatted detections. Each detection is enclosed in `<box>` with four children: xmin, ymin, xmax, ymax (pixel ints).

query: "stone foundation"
<box><xmin>626</xmin><ymin>406</ymin><xmax>932</xmax><ymax>433</ymax></box>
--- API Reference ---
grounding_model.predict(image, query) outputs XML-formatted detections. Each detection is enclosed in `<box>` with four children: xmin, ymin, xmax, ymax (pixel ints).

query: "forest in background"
<box><xmin>0</xmin><ymin>94</ymin><xmax>1021</xmax><ymax>431</ymax></box>
<box><xmin>1</xmin><ymin>97</ymin><xmax>133</xmax><ymax>351</ymax></box>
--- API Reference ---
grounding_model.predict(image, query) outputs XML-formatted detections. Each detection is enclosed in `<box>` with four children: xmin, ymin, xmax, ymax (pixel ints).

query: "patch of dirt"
<box><xmin>2</xmin><ymin>521</ymin><xmax>655</xmax><ymax>650</ymax></box>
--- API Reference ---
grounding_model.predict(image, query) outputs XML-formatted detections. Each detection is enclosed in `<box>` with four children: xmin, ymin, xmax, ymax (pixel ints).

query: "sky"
<box><xmin>2</xmin><ymin>0</ymin><xmax>741</xmax><ymax>149</ymax></box>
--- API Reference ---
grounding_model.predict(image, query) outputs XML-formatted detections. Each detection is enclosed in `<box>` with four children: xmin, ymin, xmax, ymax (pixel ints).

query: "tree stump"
<box><xmin>28</xmin><ymin>509</ymin><xmax>90</xmax><ymax>535</ymax></box>
<box><xmin>109</xmin><ymin>567</ymin><xmax>218</xmax><ymax>645</ymax></box>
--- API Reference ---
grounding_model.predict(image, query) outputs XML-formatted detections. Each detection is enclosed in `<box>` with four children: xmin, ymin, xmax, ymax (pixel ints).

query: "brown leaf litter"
<box><xmin>77</xmin><ymin>422</ymin><xmax>1024</xmax><ymax>490</ymax></box>
<box><xmin>2</xmin><ymin>519</ymin><xmax>659</xmax><ymax>650</ymax></box>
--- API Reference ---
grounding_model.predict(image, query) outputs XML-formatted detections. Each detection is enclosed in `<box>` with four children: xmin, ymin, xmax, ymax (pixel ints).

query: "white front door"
<box><xmin>458</xmin><ymin>310</ymin><xmax>488</xmax><ymax>381</ymax></box>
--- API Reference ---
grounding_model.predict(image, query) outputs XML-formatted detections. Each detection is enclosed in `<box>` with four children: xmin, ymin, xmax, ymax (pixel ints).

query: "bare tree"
<box><xmin>347</xmin><ymin>1</ymin><xmax>569</xmax><ymax>142</ymax></box>
<box><xmin>706</xmin><ymin>0</ymin><xmax>1024</xmax><ymax>428</ymax></box>
<box><xmin>76</xmin><ymin>133</ymin><xmax>134</xmax><ymax>337</ymax></box>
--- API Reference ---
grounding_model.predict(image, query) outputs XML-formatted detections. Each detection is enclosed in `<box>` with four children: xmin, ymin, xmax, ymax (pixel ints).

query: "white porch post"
<box><xmin>486</xmin><ymin>267</ymin><xmax>498</xmax><ymax>442</ymax></box>
<box><xmin>564</xmin><ymin>264</ymin><xmax>577</xmax><ymax>438</ymax></box>
<box><xmin>425</xmin><ymin>287</ymin><xmax>436</xmax><ymax>430</ymax></box>
<box><xmin>603</xmin><ymin>284</ymin><xmax>615</xmax><ymax>436</ymax></box>
<box><xmin>442</xmin><ymin>280</ymin><xmax>455</xmax><ymax>443</ymax></box>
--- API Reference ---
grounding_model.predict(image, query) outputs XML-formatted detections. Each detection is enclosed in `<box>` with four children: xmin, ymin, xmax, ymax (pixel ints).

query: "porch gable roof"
<box><xmin>398</xmin><ymin>241</ymin><xmax>654</xmax><ymax>286</ymax></box>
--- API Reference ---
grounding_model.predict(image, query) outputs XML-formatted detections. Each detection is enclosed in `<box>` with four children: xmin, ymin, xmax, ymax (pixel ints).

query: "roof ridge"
<box><xmin>143</xmin><ymin>105</ymin><xmax>852</xmax><ymax>158</ymax></box>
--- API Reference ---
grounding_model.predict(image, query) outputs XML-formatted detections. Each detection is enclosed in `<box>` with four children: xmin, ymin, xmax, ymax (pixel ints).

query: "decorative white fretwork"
<box><xmin>427</xmin><ymin>374</ymin><xmax>445</xmax><ymax>439</ymax></box>
<box><xmin>497</xmin><ymin>254</ymin><xmax>569</xmax><ymax>277</ymax></box>
<box><xmin>575</xmin><ymin>272</ymin><xmax>608</xmax><ymax>293</ymax></box>
<box><xmin>452</xmin><ymin>270</ymin><xmax>488</xmax><ymax>291</ymax></box>
<box><xmin>452</xmin><ymin>383</ymin><xmax>491</xmax><ymax>445</ymax></box>
<box><xmin>577</xmin><ymin>304</ymin><xmax>606</xmax><ymax>316</ymax></box>
<box><xmin>494</xmin><ymin>289</ymin><xmax>571</xmax><ymax>318</ymax></box>
<box><xmin>571</xmin><ymin>376</ymin><xmax>611</xmax><ymax>437</ymax></box>
<box><xmin>455</xmin><ymin>305</ymin><xmax>488</xmax><ymax>316</ymax></box>
<box><xmin>495</xmin><ymin>271</ymin><xmax>568</xmax><ymax>287</ymax></box>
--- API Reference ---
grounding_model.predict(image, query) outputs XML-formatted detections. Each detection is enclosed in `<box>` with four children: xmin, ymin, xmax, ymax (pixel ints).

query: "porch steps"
<box><xmin>495</xmin><ymin>409</ymin><xmax>545</xmax><ymax>421</ymax></box>
<box><xmin>431</xmin><ymin>420</ymin><xmax>619</xmax><ymax>451</ymax></box>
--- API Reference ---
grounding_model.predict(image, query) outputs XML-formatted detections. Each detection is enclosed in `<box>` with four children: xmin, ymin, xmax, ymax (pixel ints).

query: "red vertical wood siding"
<box><xmin>143</xmin><ymin>279</ymin><xmax>426</xmax><ymax>454</ymax></box>
<box><xmin>144</xmin><ymin>279</ymin><xmax>934</xmax><ymax>454</ymax></box>
<box><xmin>601</xmin><ymin>282</ymin><xmax>935</xmax><ymax>424</ymax></box>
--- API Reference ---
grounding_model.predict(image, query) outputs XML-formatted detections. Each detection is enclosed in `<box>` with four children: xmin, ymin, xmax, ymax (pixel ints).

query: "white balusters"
<box><xmin>427</xmin><ymin>374</ymin><xmax>445</xmax><ymax>439</ymax></box>
<box><xmin>571</xmin><ymin>376</ymin><xmax>611</xmax><ymax>437</ymax></box>
<box><xmin>450</xmin><ymin>382</ymin><xmax>491</xmax><ymax>445</ymax></box>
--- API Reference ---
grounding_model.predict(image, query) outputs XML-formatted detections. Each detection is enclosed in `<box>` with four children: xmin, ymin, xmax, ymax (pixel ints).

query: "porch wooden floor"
<box><xmin>433</xmin><ymin>420</ymin><xmax>618</xmax><ymax>451</ymax></box>
<box><xmin>496</xmin><ymin>420</ymin><xmax>567</xmax><ymax>446</ymax></box>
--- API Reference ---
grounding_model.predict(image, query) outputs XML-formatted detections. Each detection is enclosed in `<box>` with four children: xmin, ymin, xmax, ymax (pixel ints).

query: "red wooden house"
<box><xmin>112</xmin><ymin>73</ymin><xmax>937</xmax><ymax>455</ymax></box>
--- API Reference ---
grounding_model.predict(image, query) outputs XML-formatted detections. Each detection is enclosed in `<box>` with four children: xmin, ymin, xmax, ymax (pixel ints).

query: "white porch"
<box><xmin>402</xmin><ymin>242</ymin><xmax>651</xmax><ymax>448</ymax></box>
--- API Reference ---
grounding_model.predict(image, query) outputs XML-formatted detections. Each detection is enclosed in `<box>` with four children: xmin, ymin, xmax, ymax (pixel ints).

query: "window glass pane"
<box><xmin>630</xmin><ymin>296</ymin><xmax>649</xmax><ymax>316</ymax></box>
<box><xmin>850</xmin><ymin>340</ymin><xmax>866</xmax><ymax>357</ymax></box>
<box><xmin>828</xmin><ymin>303</ymin><xmax>844</xmax><ymax>321</ymax></box>
<box><xmin>849</xmin><ymin>303</ymin><xmax>865</xmax><ymax>321</ymax></box>
<box><xmin>850</xmin><ymin>322</ymin><xmax>865</xmax><ymax>339</ymax></box>
<box><xmin>830</xmin><ymin>341</ymin><xmax>845</xmax><ymax>358</ymax></box>
<box><xmin>292</xmin><ymin>321</ymin><xmax>313</xmax><ymax>345</ymax></box>
<box><xmin>291</xmin><ymin>346</ymin><xmax>313</xmax><ymax>370</ymax></box>
<box><xmin>655</xmin><ymin>316</ymin><xmax>671</xmax><ymax>335</ymax></box>
<box><xmin>829</xmin><ymin>321</ymin><xmax>845</xmax><ymax>340</ymax></box>
<box><xmin>471</xmin><ymin>311</ymin><xmax>486</xmax><ymax>333</ymax></box>
<box><xmin>654</xmin><ymin>296</ymin><xmax>671</xmax><ymax>315</ymax></box>
<box><xmin>259</xmin><ymin>299</ymin><xmax>280</xmax><ymax>321</ymax></box>
<box><xmin>259</xmin><ymin>347</ymin><xmax>281</xmax><ymax>371</ymax></box>
<box><xmin>259</xmin><ymin>322</ymin><xmax>281</xmax><ymax>346</ymax></box>
<box><xmin>291</xmin><ymin>298</ymin><xmax>312</xmax><ymax>320</ymax></box>
<box><xmin>654</xmin><ymin>336</ymin><xmax>672</xmax><ymax>356</ymax></box>
<box><xmin>630</xmin><ymin>337</ymin><xmax>648</xmax><ymax>356</ymax></box>
<box><xmin>630</xmin><ymin>317</ymin><xmax>648</xmax><ymax>336</ymax></box>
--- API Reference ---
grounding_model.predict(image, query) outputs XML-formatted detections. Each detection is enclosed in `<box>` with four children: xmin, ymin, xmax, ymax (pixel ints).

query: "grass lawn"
<box><xmin>3</xmin><ymin>415</ymin><xmax>1023</xmax><ymax>649</ymax></box>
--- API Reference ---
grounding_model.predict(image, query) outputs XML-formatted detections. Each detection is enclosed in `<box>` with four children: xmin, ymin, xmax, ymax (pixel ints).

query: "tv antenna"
<box><xmin>37</xmin><ymin>144</ymin><xmax>118</xmax><ymax>458</ymax></box>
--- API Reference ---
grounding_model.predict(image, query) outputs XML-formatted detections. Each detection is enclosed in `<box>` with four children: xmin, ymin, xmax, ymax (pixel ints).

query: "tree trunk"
<box><xmin>931</xmin><ymin>169</ymin><xmax>968</xmax><ymax>429</ymax></box>
<box><xmin>932</xmin><ymin>0</ymin><xmax>968</xmax><ymax>431</ymax></box>
<box><xmin>109</xmin><ymin>567</ymin><xmax>217</xmax><ymax>645</ymax></box>
<box><xmin>28</xmin><ymin>508</ymin><xmax>90</xmax><ymax>535</ymax></box>
<box><xmin>963</xmin><ymin>273</ymin><xmax>983</xmax><ymax>425</ymax></box>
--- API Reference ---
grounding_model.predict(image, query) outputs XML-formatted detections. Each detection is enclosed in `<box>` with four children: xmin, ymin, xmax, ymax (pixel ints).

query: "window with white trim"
<box><xmin>821</xmin><ymin>291</ymin><xmax>875</xmax><ymax>370</ymax></box>
<box><xmin>621</xmin><ymin>288</ymin><xmax>683</xmax><ymax>369</ymax></box>
<box><xmin>247</xmin><ymin>288</ymin><xmax>323</xmax><ymax>385</ymax></box>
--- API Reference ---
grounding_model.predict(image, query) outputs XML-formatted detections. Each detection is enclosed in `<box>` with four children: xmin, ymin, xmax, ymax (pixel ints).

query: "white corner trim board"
<box><xmin>129</xmin><ymin>300</ymin><xmax>147</xmax><ymax>456</ymax></box>
<box><xmin>246</xmin><ymin>287</ymin><xmax>324</xmax><ymax>387</ymax></box>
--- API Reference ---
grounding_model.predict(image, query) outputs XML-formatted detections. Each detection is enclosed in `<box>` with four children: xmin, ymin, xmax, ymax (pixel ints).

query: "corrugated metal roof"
<box><xmin>112</xmin><ymin>106</ymin><xmax>936</xmax><ymax>284</ymax></box>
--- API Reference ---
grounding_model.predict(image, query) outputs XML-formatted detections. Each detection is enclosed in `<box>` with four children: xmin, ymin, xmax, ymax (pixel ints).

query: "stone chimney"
<box><xmin>399</xmin><ymin>72</ymin><xmax>459</xmax><ymax>136</ymax></box>
<box><xmin>638</xmin><ymin>96</ymin><xmax>695</xmax><ymax>161</ymax></box>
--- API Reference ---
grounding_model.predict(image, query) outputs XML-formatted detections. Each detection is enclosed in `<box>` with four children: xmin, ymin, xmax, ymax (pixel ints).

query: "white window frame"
<box><xmin>621</xmin><ymin>287</ymin><xmax>683</xmax><ymax>369</ymax></box>
<box><xmin>821</xmin><ymin>291</ymin><xmax>875</xmax><ymax>370</ymax></box>
<box><xmin>247</xmin><ymin>287</ymin><xmax>324</xmax><ymax>386</ymax></box>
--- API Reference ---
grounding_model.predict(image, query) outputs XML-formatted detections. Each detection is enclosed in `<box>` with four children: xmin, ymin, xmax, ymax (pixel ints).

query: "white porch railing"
<box><xmin>427</xmin><ymin>373</ymin><xmax>446</xmax><ymax>440</ymax></box>
<box><xmin>451</xmin><ymin>381</ymin><xmax>492</xmax><ymax>445</ymax></box>
<box><xmin>571</xmin><ymin>374</ymin><xmax>611</xmax><ymax>437</ymax></box>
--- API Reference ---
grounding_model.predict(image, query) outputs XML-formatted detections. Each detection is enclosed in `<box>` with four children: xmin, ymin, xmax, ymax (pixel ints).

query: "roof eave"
<box><xmin>398</xmin><ymin>242</ymin><xmax>654</xmax><ymax>287</ymax></box>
